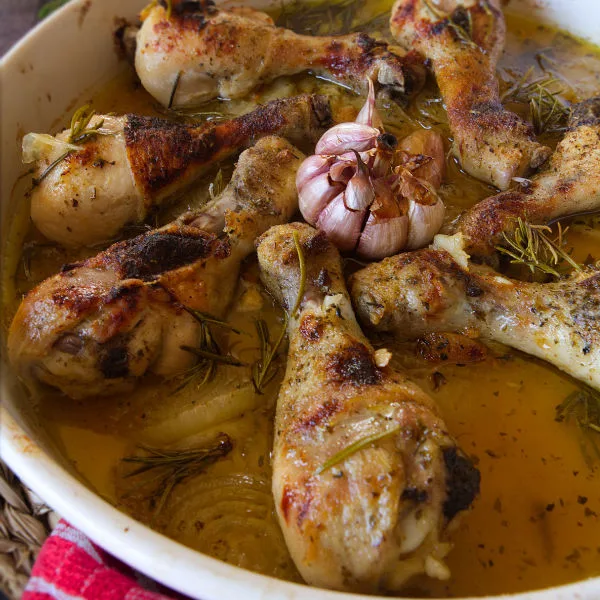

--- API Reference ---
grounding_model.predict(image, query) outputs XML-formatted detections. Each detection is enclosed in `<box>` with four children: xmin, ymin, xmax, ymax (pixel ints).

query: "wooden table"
<box><xmin>0</xmin><ymin>0</ymin><xmax>48</xmax><ymax>56</ymax></box>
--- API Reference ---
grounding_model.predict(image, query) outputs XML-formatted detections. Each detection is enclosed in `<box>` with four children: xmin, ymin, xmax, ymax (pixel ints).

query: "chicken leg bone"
<box><xmin>390</xmin><ymin>0</ymin><xmax>550</xmax><ymax>189</ymax></box>
<box><xmin>9</xmin><ymin>136</ymin><xmax>303</xmax><ymax>400</ymax></box>
<box><xmin>29</xmin><ymin>94</ymin><xmax>331</xmax><ymax>248</ymax></box>
<box><xmin>135</xmin><ymin>2</ymin><xmax>426</xmax><ymax>108</ymax></box>
<box><xmin>256</xmin><ymin>223</ymin><xmax>480</xmax><ymax>592</ymax></box>
<box><xmin>349</xmin><ymin>247</ymin><xmax>600</xmax><ymax>391</ymax></box>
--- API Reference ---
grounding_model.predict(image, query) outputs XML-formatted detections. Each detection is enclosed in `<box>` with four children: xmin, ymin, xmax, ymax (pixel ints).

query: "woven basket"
<box><xmin>0</xmin><ymin>461</ymin><xmax>58</xmax><ymax>599</ymax></box>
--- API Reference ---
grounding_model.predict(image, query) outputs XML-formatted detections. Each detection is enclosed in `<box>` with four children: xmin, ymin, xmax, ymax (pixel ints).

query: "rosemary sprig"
<box><xmin>291</xmin><ymin>231</ymin><xmax>307</xmax><ymax>317</ymax></box>
<box><xmin>422</xmin><ymin>0</ymin><xmax>477</xmax><ymax>49</ymax></box>
<box><xmin>122</xmin><ymin>433</ymin><xmax>233</xmax><ymax>515</ymax></box>
<box><xmin>496</xmin><ymin>218</ymin><xmax>582</xmax><ymax>278</ymax></box>
<box><xmin>209</xmin><ymin>169</ymin><xmax>225</xmax><ymax>201</ymax></box>
<box><xmin>171</xmin><ymin>310</ymin><xmax>242</xmax><ymax>393</ymax></box>
<box><xmin>501</xmin><ymin>67</ymin><xmax>570</xmax><ymax>135</ymax></box>
<box><xmin>316</xmin><ymin>424</ymin><xmax>401</xmax><ymax>475</ymax></box>
<box><xmin>556</xmin><ymin>388</ymin><xmax>600</xmax><ymax>468</ymax></box>
<box><xmin>251</xmin><ymin>315</ymin><xmax>288</xmax><ymax>394</ymax></box>
<box><xmin>68</xmin><ymin>105</ymin><xmax>105</xmax><ymax>144</ymax></box>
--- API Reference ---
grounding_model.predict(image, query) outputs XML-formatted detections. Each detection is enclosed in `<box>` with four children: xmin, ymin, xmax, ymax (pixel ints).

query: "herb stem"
<box><xmin>316</xmin><ymin>424</ymin><xmax>401</xmax><ymax>475</ymax></box>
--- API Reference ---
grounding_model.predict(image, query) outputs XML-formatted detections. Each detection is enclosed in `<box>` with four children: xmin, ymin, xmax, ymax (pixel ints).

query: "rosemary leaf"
<box><xmin>68</xmin><ymin>105</ymin><xmax>105</xmax><ymax>145</ymax></box>
<box><xmin>316</xmin><ymin>424</ymin><xmax>401</xmax><ymax>475</ymax></box>
<box><xmin>292</xmin><ymin>231</ymin><xmax>306</xmax><ymax>317</ymax></box>
<box><xmin>181</xmin><ymin>345</ymin><xmax>245</xmax><ymax>366</ymax></box>
<box><xmin>251</xmin><ymin>314</ymin><xmax>288</xmax><ymax>394</ymax></box>
<box><xmin>122</xmin><ymin>434</ymin><xmax>233</xmax><ymax>516</ymax></box>
<box><xmin>496</xmin><ymin>218</ymin><xmax>581</xmax><ymax>278</ymax></box>
<box><xmin>171</xmin><ymin>312</ymin><xmax>242</xmax><ymax>393</ymax></box>
<box><xmin>28</xmin><ymin>151</ymin><xmax>71</xmax><ymax>193</ymax></box>
<box><xmin>184</xmin><ymin>307</ymin><xmax>242</xmax><ymax>334</ymax></box>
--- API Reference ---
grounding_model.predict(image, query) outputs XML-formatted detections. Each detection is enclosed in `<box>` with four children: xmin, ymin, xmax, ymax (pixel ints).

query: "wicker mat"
<box><xmin>0</xmin><ymin>461</ymin><xmax>58</xmax><ymax>599</ymax></box>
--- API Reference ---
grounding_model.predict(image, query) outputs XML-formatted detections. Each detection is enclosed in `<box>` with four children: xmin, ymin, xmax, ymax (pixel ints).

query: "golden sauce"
<box><xmin>3</xmin><ymin>3</ymin><xmax>600</xmax><ymax>597</ymax></box>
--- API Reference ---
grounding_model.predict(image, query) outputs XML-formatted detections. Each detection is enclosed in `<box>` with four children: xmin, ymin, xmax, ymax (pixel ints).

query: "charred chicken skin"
<box><xmin>256</xmin><ymin>223</ymin><xmax>480</xmax><ymax>593</ymax></box>
<box><xmin>135</xmin><ymin>2</ymin><xmax>425</xmax><ymax>108</ymax></box>
<box><xmin>9</xmin><ymin>136</ymin><xmax>303</xmax><ymax>399</ymax></box>
<box><xmin>350</xmin><ymin>248</ymin><xmax>600</xmax><ymax>391</ymax></box>
<box><xmin>457</xmin><ymin>96</ymin><xmax>600</xmax><ymax>258</ymax></box>
<box><xmin>29</xmin><ymin>94</ymin><xmax>331</xmax><ymax>248</ymax></box>
<box><xmin>390</xmin><ymin>0</ymin><xmax>550</xmax><ymax>189</ymax></box>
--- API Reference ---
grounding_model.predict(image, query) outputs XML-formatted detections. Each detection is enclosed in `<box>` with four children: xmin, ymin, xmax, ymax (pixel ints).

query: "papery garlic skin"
<box><xmin>317</xmin><ymin>193</ymin><xmax>365</xmax><ymax>251</ymax></box>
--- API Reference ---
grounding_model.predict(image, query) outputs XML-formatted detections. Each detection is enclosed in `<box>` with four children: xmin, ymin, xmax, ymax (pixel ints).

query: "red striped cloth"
<box><xmin>23</xmin><ymin>521</ymin><xmax>181</xmax><ymax>600</ymax></box>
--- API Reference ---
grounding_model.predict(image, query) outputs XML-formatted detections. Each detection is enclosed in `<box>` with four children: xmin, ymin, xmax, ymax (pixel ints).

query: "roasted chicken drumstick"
<box><xmin>29</xmin><ymin>94</ymin><xmax>330</xmax><ymax>247</ymax></box>
<box><xmin>390</xmin><ymin>0</ymin><xmax>550</xmax><ymax>189</ymax></box>
<box><xmin>9</xmin><ymin>136</ymin><xmax>303</xmax><ymax>399</ymax></box>
<box><xmin>135</xmin><ymin>2</ymin><xmax>425</xmax><ymax>108</ymax></box>
<box><xmin>350</xmin><ymin>248</ymin><xmax>600</xmax><ymax>391</ymax></box>
<box><xmin>457</xmin><ymin>96</ymin><xmax>600</xmax><ymax>258</ymax></box>
<box><xmin>256</xmin><ymin>223</ymin><xmax>479</xmax><ymax>592</ymax></box>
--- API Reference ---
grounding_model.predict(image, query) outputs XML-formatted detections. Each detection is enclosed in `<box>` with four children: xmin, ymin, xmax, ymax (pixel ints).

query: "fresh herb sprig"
<box><xmin>291</xmin><ymin>231</ymin><xmax>307</xmax><ymax>317</ymax></box>
<box><xmin>556</xmin><ymin>388</ymin><xmax>600</xmax><ymax>468</ymax></box>
<box><xmin>501</xmin><ymin>67</ymin><xmax>570</xmax><ymax>135</ymax></box>
<box><xmin>122</xmin><ymin>434</ymin><xmax>233</xmax><ymax>516</ymax></box>
<box><xmin>422</xmin><ymin>0</ymin><xmax>477</xmax><ymax>49</ymax></box>
<box><xmin>68</xmin><ymin>105</ymin><xmax>105</xmax><ymax>144</ymax></box>
<box><xmin>173</xmin><ymin>310</ymin><xmax>243</xmax><ymax>393</ymax></box>
<box><xmin>496</xmin><ymin>218</ymin><xmax>581</xmax><ymax>278</ymax></box>
<box><xmin>316</xmin><ymin>424</ymin><xmax>401</xmax><ymax>475</ymax></box>
<box><xmin>251</xmin><ymin>316</ymin><xmax>288</xmax><ymax>394</ymax></box>
<box><xmin>38</xmin><ymin>0</ymin><xmax>71</xmax><ymax>19</ymax></box>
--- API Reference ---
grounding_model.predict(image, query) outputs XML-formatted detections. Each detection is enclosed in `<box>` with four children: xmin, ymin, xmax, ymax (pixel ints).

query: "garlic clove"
<box><xmin>296</xmin><ymin>154</ymin><xmax>336</xmax><ymax>190</ymax></box>
<box><xmin>357</xmin><ymin>213</ymin><xmax>409</xmax><ymax>259</ymax></box>
<box><xmin>317</xmin><ymin>192</ymin><xmax>365</xmax><ymax>252</ymax></box>
<box><xmin>315</xmin><ymin>123</ymin><xmax>379</xmax><ymax>156</ymax></box>
<box><xmin>398</xmin><ymin>129</ymin><xmax>446</xmax><ymax>189</ymax></box>
<box><xmin>299</xmin><ymin>172</ymin><xmax>343</xmax><ymax>226</ymax></box>
<box><xmin>355</xmin><ymin>77</ymin><xmax>383</xmax><ymax>130</ymax></box>
<box><xmin>345</xmin><ymin>170</ymin><xmax>375</xmax><ymax>212</ymax></box>
<box><xmin>406</xmin><ymin>197</ymin><xmax>446</xmax><ymax>250</ymax></box>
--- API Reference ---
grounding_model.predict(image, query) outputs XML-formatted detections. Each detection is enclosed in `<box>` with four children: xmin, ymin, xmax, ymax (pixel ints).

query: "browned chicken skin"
<box><xmin>390</xmin><ymin>0</ymin><xmax>550</xmax><ymax>189</ymax></box>
<box><xmin>257</xmin><ymin>223</ymin><xmax>479</xmax><ymax>592</ymax></box>
<box><xmin>30</xmin><ymin>94</ymin><xmax>331</xmax><ymax>247</ymax></box>
<box><xmin>457</xmin><ymin>96</ymin><xmax>600</xmax><ymax>258</ymax></box>
<box><xmin>350</xmin><ymin>248</ymin><xmax>600</xmax><ymax>390</ymax></box>
<box><xmin>9</xmin><ymin>137</ymin><xmax>303</xmax><ymax>399</ymax></box>
<box><xmin>135</xmin><ymin>2</ymin><xmax>425</xmax><ymax>108</ymax></box>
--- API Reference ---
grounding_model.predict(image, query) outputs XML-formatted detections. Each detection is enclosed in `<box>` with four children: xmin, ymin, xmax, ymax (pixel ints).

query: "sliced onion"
<box><xmin>406</xmin><ymin>198</ymin><xmax>446</xmax><ymax>250</ymax></box>
<box><xmin>317</xmin><ymin>192</ymin><xmax>365</xmax><ymax>252</ymax></box>
<box><xmin>357</xmin><ymin>213</ymin><xmax>409</xmax><ymax>259</ymax></box>
<box><xmin>298</xmin><ymin>173</ymin><xmax>343</xmax><ymax>226</ymax></box>
<box><xmin>315</xmin><ymin>123</ymin><xmax>379</xmax><ymax>155</ymax></box>
<box><xmin>355</xmin><ymin>77</ymin><xmax>383</xmax><ymax>129</ymax></box>
<box><xmin>296</xmin><ymin>154</ymin><xmax>335</xmax><ymax>190</ymax></box>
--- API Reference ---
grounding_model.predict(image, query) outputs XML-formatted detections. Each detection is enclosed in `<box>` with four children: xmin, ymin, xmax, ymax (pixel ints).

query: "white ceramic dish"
<box><xmin>1</xmin><ymin>1</ymin><xmax>599</xmax><ymax>598</ymax></box>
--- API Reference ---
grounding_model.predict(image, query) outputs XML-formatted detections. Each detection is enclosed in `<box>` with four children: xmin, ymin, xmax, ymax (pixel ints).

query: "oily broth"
<box><xmin>4</xmin><ymin>3</ymin><xmax>600</xmax><ymax>596</ymax></box>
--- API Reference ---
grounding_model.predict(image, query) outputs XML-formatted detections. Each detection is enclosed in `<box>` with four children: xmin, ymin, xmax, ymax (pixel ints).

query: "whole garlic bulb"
<box><xmin>297</xmin><ymin>79</ymin><xmax>446</xmax><ymax>259</ymax></box>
